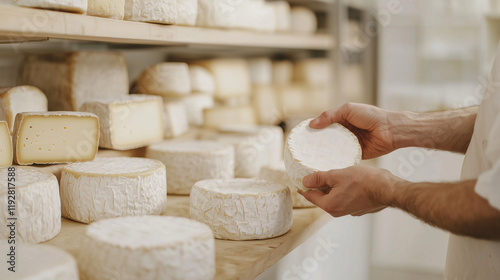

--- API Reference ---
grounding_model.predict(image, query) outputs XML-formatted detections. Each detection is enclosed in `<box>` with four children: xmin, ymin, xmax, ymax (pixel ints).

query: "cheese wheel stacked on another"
<box><xmin>0</xmin><ymin>168</ymin><xmax>60</xmax><ymax>244</ymax></box>
<box><xmin>77</xmin><ymin>216</ymin><xmax>215</xmax><ymax>280</ymax></box>
<box><xmin>190</xmin><ymin>178</ymin><xmax>293</xmax><ymax>240</ymax></box>
<box><xmin>124</xmin><ymin>0</ymin><xmax>198</xmax><ymax>25</ymax></box>
<box><xmin>146</xmin><ymin>140</ymin><xmax>234</xmax><ymax>195</ymax></box>
<box><xmin>284</xmin><ymin>119</ymin><xmax>362</xmax><ymax>191</ymax></box>
<box><xmin>60</xmin><ymin>157</ymin><xmax>167</xmax><ymax>224</ymax></box>
<box><xmin>260</xmin><ymin>162</ymin><xmax>315</xmax><ymax>208</ymax></box>
<box><xmin>0</xmin><ymin>86</ymin><xmax>47</xmax><ymax>133</ymax></box>
<box><xmin>0</xmin><ymin>244</ymin><xmax>78</xmax><ymax>279</ymax></box>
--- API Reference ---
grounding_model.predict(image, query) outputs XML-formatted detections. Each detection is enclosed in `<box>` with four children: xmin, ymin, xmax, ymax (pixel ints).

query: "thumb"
<box><xmin>310</xmin><ymin>109</ymin><xmax>344</xmax><ymax>129</ymax></box>
<box><xmin>298</xmin><ymin>189</ymin><xmax>326</xmax><ymax>207</ymax></box>
<box><xmin>303</xmin><ymin>170</ymin><xmax>338</xmax><ymax>189</ymax></box>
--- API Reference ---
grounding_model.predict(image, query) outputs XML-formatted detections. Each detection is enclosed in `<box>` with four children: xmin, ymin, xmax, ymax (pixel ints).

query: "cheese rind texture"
<box><xmin>163</xmin><ymin>101</ymin><xmax>189</xmax><ymax>138</ymax></box>
<box><xmin>0</xmin><ymin>168</ymin><xmax>60</xmax><ymax>243</ymax></box>
<box><xmin>77</xmin><ymin>216</ymin><xmax>215</xmax><ymax>280</ymax></box>
<box><xmin>136</xmin><ymin>63</ymin><xmax>191</xmax><ymax>97</ymax></box>
<box><xmin>190</xmin><ymin>178</ymin><xmax>293</xmax><ymax>240</ymax></box>
<box><xmin>284</xmin><ymin>119</ymin><xmax>362</xmax><ymax>191</ymax></box>
<box><xmin>0</xmin><ymin>121</ymin><xmax>12</xmax><ymax>167</ymax></box>
<box><xmin>18</xmin><ymin>52</ymin><xmax>129</xmax><ymax>111</ymax></box>
<box><xmin>13</xmin><ymin>112</ymin><xmax>99</xmax><ymax>165</ymax></box>
<box><xmin>80</xmin><ymin>95</ymin><xmax>164</xmax><ymax>150</ymax></box>
<box><xmin>0</xmin><ymin>245</ymin><xmax>78</xmax><ymax>280</ymax></box>
<box><xmin>14</xmin><ymin>0</ymin><xmax>87</xmax><ymax>13</ymax></box>
<box><xmin>146</xmin><ymin>140</ymin><xmax>234</xmax><ymax>195</ymax></box>
<box><xmin>60</xmin><ymin>157</ymin><xmax>167</xmax><ymax>224</ymax></box>
<box><xmin>176</xmin><ymin>0</ymin><xmax>198</xmax><ymax>26</ymax></box>
<box><xmin>0</xmin><ymin>86</ymin><xmax>48</xmax><ymax>133</ymax></box>
<box><xmin>87</xmin><ymin>0</ymin><xmax>125</xmax><ymax>19</ymax></box>
<box><xmin>260</xmin><ymin>162</ymin><xmax>315</xmax><ymax>208</ymax></box>
<box><xmin>124</xmin><ymin>0</ymin><xmax>176</xmax><ymax>24</ymax></box>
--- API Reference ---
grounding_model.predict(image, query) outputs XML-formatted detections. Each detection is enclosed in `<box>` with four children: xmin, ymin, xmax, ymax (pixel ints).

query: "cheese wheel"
<box><xmin>18</xmin><ymin>52</ymin><xmax>129</xmax><ymax>111</ymax></box>
<box><xmin>203</xmin><ymin>105</ymin><xmax>257</xmax><ymax>129</ymax></box>
<box><xmin>294</xmin><ymin>58</ymin><xmax>331</xmax><ymax>87</ymax></box>
<box><xmin>0</xmin><ymin>121</ymin><xmax>12</xmax><ymax>167</ymax></box>
<box><xmin>136</xmin><ymin>63</ymin><xmax>191</xmax><ymax>97</ymax></box>
<box><xmin>60</xmin><ymin>157</ymin><xmax>167</xmax><ymax>224</ymax></box>
<box><xmin>163</xmin><ymin>101</ymin><xmax>189</xmax><ymax>138</ymax></box>
<box><xmin>87</xmin><ymin>0</ymin><xmax>125</xmax><ymax>19</ymax></box>
<box><xmin>189</xmin><ymin>65</ymin><xmax>215</xmax><ymax>94</ymax></box>
<box><xmin>0</xmin><ymin>168</ymin><xmax>60</xmax><ymax>243</ymax></box>
<box><xmin>190</xmin><ymin>178</ymin><xmax>293</xmax><ymax>240</ymax></box>
<box><xmin>14</xmin><ymin>0</ymin><xmax>87</xmax><ymax>13</ymax></box>
<box><xmin>260</xmin><ymin>162</ymin><xmax>315</xmax><ymax>208</ymax></box>
<box><xmin>0</xmin><ymin>245</ymin><xmax>78</xmax><ymax>280</ymax></box>
<box><xmin>80</xmin><ymin>95</ymin><xmax>164</xmax><ymax>150</ymax></box>
<box><xmin>270</xmin><ymin>1</ymin><xmax>291</xmax><ymax>32</ymax></box>
<box><xmin>146</xmin><ymin>140</ymin><xmax>234</xmax><ymax>195</ymax></box>
<box><xmin>77</xmin><ymin>216</ymin><xmax>215</xmax><ymax>280</ymax></box>
<box><xmin>252</xmin><ymin>85</ymin><xmax>282</xmax><ymax>125</ymax></box>
<box><xmin>124</xmin><ymin>0</ymin><xmax>176</xmax><ymax>24</ymax></box>
<box><xmin>290</xmin><ymin>7</ymin><xmax>317</xmax><ymax>34</ymax></box>
<box><xmin>249</xmin><ymin>58</ymin><xmax>273</xmax><ymax>86</ymax></box>
<box><xmin>0</xmin><ymin>86</ymin><xmax>48</xmax><ymax>133</ymax></box>
<box><xmin>275</xmin><ymin>84</ymin><xmax>307</xmax><ymax>117</ymax></box>
<box><xmin>284</xmin><ymin>119</ymin><xmax>362</xmax><ymax>191</ymax></box>
<box><xmin>176</xmin><ymin>0</ymin><xmax>198</xmax><ymax>26</ymax></box>
<box><xmin>272</xmin><ymin>60</ymin><xmax>294</xmax><ymax>85</ymax></box>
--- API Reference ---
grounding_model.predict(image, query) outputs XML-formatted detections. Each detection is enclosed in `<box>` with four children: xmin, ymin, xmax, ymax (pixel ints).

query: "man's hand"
<box><xmin>310</xmin><ymin>103</ymin><xmax>398</xmax><ymax>159</ymax></box>
<box><xmin>299</xmin><ymin>165</ymin><xmax>399</xmax><ymax>217</ymax></box>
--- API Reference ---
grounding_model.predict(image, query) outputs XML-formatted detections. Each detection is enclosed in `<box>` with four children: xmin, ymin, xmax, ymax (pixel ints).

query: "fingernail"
<box><xmin>310</xmin><ymin>118</ymin><xmax>320</xmax><ymax>126</ymax></box>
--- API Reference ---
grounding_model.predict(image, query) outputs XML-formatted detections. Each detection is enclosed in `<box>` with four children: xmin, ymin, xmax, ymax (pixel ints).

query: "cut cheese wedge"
<box><xmin>14</xmin><ymin>0</ymin><xmax>87</xmax><ymax>13</ymax></box>
<box><xmin>260</xmin><ymin>162</ymin><xmax>315</xmax><ymax>208</ymax></box>
<box><xmin>203</xmin><ymin>105</ymin><xmax>257</xmax><ymax>129</ymax></box>
<box><xmin>77</xmin><ymin>216</ymin><xmax>215</xmax><ymax>280</ymax></box>
<box><xmin>190</xmin><ymin>178</ymin><xmax>293</xmax><ymax>240</ymax></box>
<box><xmin>87</xmin><ymin>0</ymin><xmax>125</xmax><ymax>19</ymax></box>
<box><xmin>0</xmin><ymin>168</ymin><xmax>60</xmax><ymax>243</ymax></box>
<box><xmin>290</xmin><ymin>7</ymin><xmax>317</xmax><ymax>34</ymax></box>
<box><xmin>284</xmin><ymin>119</ymin><xmax>362</xmax><ymax>191</ymax></box>
<box><xmin>60</xmin><ymin>157</ymin><xmax>167</xmax><ymax>224</ymax></box>
<box><xmin>0</xmin><ymin>86</ymin><xmax>48</xmax><ymax>133</ymax></box>
<box><xmin>146</xmin><ymin>140</ymin><xmax>234</xmax><ymax>195</ymax></box>
<box><xmin>80</xmin><ymin>95</ymin><xmax>164</xmax><ymax>150</ymax></box>
<box><xmin>0</xmin><ymin>245</ymin><xmax>78</xmax><ymax>280</ymax></box>
<box><xmin>136</xmin><ymin>63</ymin><xmax>191</xmax><ymax>97</ymax></box>
<box><xmin>0</xmin><ymin>121</ymin><xmax>12</xmax><ymax>167</ymax></box>
<box><xmin>12</xmin><ymin>112</ymin><xmax>99</xmax><ymax>165</ymax></box>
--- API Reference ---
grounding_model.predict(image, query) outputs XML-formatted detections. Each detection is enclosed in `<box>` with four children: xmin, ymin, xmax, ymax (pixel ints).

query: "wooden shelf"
<box><xmin>0</xmin><ymin>5</ymin><xmax>334</xmax><ymax>50</ymax></box>
<box><xmin>45</xmin><ymin>196</ymin><xmax>330</xmax><ymax>280</ymax></box>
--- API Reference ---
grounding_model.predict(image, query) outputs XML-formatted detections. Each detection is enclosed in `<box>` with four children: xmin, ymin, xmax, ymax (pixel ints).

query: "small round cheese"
<box><xmin>190</xmin><ymin>178</ymin><xmax>293</xmax><ymax>240</ymax></box>
<box><xmin>60</xmin><ymin>157</ymin><xmax>167</xmax><ymax>224</ymax></box>
<box><xmin>0</xmin><ymin>244</ymin><xmax>79</xmax><ymax>280</ymax></box>
<box><xmin>284</xmin><ymin>119</ymin><xmax>362</xmax><ymax>191</ymax></box>
<box><xmin>0</xmin><ymin>167</ymin><xmax>60</xmax><ymax>244</ymax></box>
<box><xmin>77</xmin><ymin>216</ymin><xmax>215</xmax><ymax>280</ymax></box>
<box><xmin>146</xmin><ymin>140</ymin><xmax>234</xmax><ymax>195</ymax></box>
<box><xmin>189</xmin><ymin>65</ymin><xmax>215</xmax><ymax>94</ymax></box>
<box><xmin>260</xmin><ymin>162</ymin><xmax>315</xmax><ymax>208</ymax></box>
<box><xmin>136</xmin><ymin>63</ymin><xmax>191</xmax><ymax>97</ymax></box>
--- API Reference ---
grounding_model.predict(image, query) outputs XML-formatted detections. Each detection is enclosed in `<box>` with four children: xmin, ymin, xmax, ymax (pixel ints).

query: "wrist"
<box><xmin>369</xmin><ymin>169</ymin><xmax>409</xmax><ymax>207</ymax></box>
<box><xmin>388</xmin><ymin>110</ymin><xmax>420</xmax><ymax>149</ymax></box>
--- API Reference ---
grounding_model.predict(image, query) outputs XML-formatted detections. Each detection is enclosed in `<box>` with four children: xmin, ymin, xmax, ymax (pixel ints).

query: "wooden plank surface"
<box><xmin>0</xmin><ymin>5</ymin><xmax>334</xmax><ymax>50</ymax></box>
<box><xmin>45</xmin><ymin>195</ymin><xmax>330</xmax><ymax>280</ymax></box>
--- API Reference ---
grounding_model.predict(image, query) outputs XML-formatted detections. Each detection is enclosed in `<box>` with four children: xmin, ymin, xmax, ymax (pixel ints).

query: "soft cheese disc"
<box><xmin>284</xmin><ymin>118</ymin><xmax>362</xmax><ymax>191</ymax></box>
<box><xmin>60</xmin><ymin>157</ymin><xmax>167</xmax><ymax>223</ymax></box>
<box><xmin>77</xmin><ymin>216</ymin><xmax>215</xmax><ymax>280</ymax></box>
<box><xmin>0</xmin><ymin>167</ymin><xmax>60</xmax><ymax>244</ymax></box>
<box><xmin>0</xmin><ymin>244</ymin><xmax>78</xmax><ymax>280</ymax></box>
<box><xmin>190</xmin><ymin>178</ymin><xmax>293</xmax><ymax>240</ymax></box>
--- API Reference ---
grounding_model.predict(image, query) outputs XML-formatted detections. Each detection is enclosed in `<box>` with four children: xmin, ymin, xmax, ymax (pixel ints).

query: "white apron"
<box><xmin>444</xmin><ymin>45</ymin><xmax>500</xmax><ymax>279</ymax></box>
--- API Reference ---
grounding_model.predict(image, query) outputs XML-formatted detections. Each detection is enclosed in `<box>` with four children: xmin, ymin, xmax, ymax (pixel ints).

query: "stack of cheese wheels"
<box><xmin>260</xmin><ymin>161</ymin><xmax>315</xmax><ymax>208</ymax></box>
<box><xmin>60</xmin><ymin>157</ymin><xmax>167</xmax><ymax>223</ymax></box>
<box><xmin>77</xmin><ymin>216</ymin><xmax>215</xmax><ymax>280</ymax></box>
<box><xmin>0</xmin><ymin>244</ymin><xmax>79</xmax><ymax>279</ymax></box>
<box><xmin>146</xmin><ymin>140</ymin><xmax>234</xmax><ymax>195</ymax></box>
<box><xmin>284</xmin><ymin>119</ymin><xmax>362</xmax><ymax>191</ymax></box>
<box><xmin>190</xmin><ymin>178</ymin><xmax>293</xmax><ymax>240</ymax></box>
<box><xmin>0</xmin><ymin>168</ymin><xmax>60</xmax><ymax>243</ymax></box>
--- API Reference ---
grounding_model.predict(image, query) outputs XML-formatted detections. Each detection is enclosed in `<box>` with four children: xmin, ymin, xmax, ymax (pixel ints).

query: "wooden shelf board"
<box><xmin>0</xmin><ymin>5</ymin><xmax>334</xmax><ymax>50</ymax></box>
<box><xmin>44</xmin><ymin>196</ymin><xmax>330</xmax><ymax>280</ymax></box>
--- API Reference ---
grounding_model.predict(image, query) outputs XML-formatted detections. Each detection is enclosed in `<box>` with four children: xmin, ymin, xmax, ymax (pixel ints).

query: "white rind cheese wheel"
<box><xmin>0</xmin><ymin>86</ymin><xmax>48</xmax><ymax>133</ymax></box>
<box><xmin>190</xmin><ymin>178</ymin><xmax>293</xmax><ymax>240</ymax></box>
<box><xmin>294</xmin><ymin>58</ymin><xmax>331</xmax><ymax>87</ymax></box>
<box><xmin>0</xmin><ymin>244</ymin><xmax>78</xmax><ymax>280</ymax></box>
<box><xmin>18</xmin><ymin>52</ymin><xmax>129</xmax><ymax>111</ymax></box>
<box><xmin>77</xmin><ymin>216</ymin><xmax>215</xmax><ymax>280</ymax></box>
<box><xmin>0</xmin><ymin>121</ymin><xmax>12</xmax><ymax>167</ymax></box>
<box><xmin>252</xmin><ymin>85</ymin><xmax>282</xmax><ymax>125</ymax></box>
<box><xmin>249</xmin><ymin>58</ymin><xmax>273</xmax><ymax>86</ymax></box>
<box><xmin>272</xmin><ymin>60</ymin><xmax>294</xmax><ymax>85</ymax></box>
<box><xmin>270</xmin><ymin>1</ymin><xmax>291</xmax><ymax>32</ymax></box>
<box><xmin>80</xmin><ymin>95</ymin><xmax>164</xmax><ymax>150</ymax></box>
<box><xmin>163</xmin><ymin>101</ymin><xmax>189</xmax><ymax>138</ymax></box>
<box><xmin>124</xmin><ymin>0</ymin><xmax>176</xmax><ymax>24</ymax></box>
<box><xmin>0</xmin><ymin>168</ymin><xmax>60</xmax><ymax>244</ymax></box>
<box><xmin>189</xmin><ymin>65</ymin><xmax>215</xmax><ymax>94</ymax></box>
<box><xmin>60</xmin><ymin>157</ymin><xmax>167</xmax><ymax>224</ymax></box>
<box><xmin>203</xmin><ymin>105</ymin><xmax>257</xmax><ymax>129</ymax></box>
<box><xmin>87</xmin><ymin>0</ymin><xmax>125</xmax><ymax>19</ymax></box>
<box><xmin>14</xmin><ymin>0</ymin><xmax>87</xmax><ymax>13</ymax></box>
<box><xmin>175</xmin><ymin>0</ymin><xmax>198</xmax><ymax>26</ymax></box>
<box><xmin>290</xmin><ymin>7</ymin><xmax>317</xmax><ymax>34</ymax></box>
<box><xmin>260</xmin><ymin>162</ymin><xmax>315</xmax><ymax>208</ymax></box>
<box><xmin>146</xmin><ymin>140</ymin><xmax>234</xmax><ymax>195</ymax></box>
<box><xmin>284</xmin><ymin>119</ymin><xmax>362</xmax><ymax>191</ymax></box>
<box><xmin>136</xmin><ymin>63</ymin><xmax>191</xmax><ymax>97</ymax></box>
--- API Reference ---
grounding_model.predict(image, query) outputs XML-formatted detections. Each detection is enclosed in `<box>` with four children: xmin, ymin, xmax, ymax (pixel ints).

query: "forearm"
<box><xmin>389</xmin><ymin>106</ymin><xmax>478</xmax><ymax>153</ymax></box>
<box><xmin>378</xmin><ymin>179</ymin><xmax>500</xmax><ymax>240</ymax></box>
